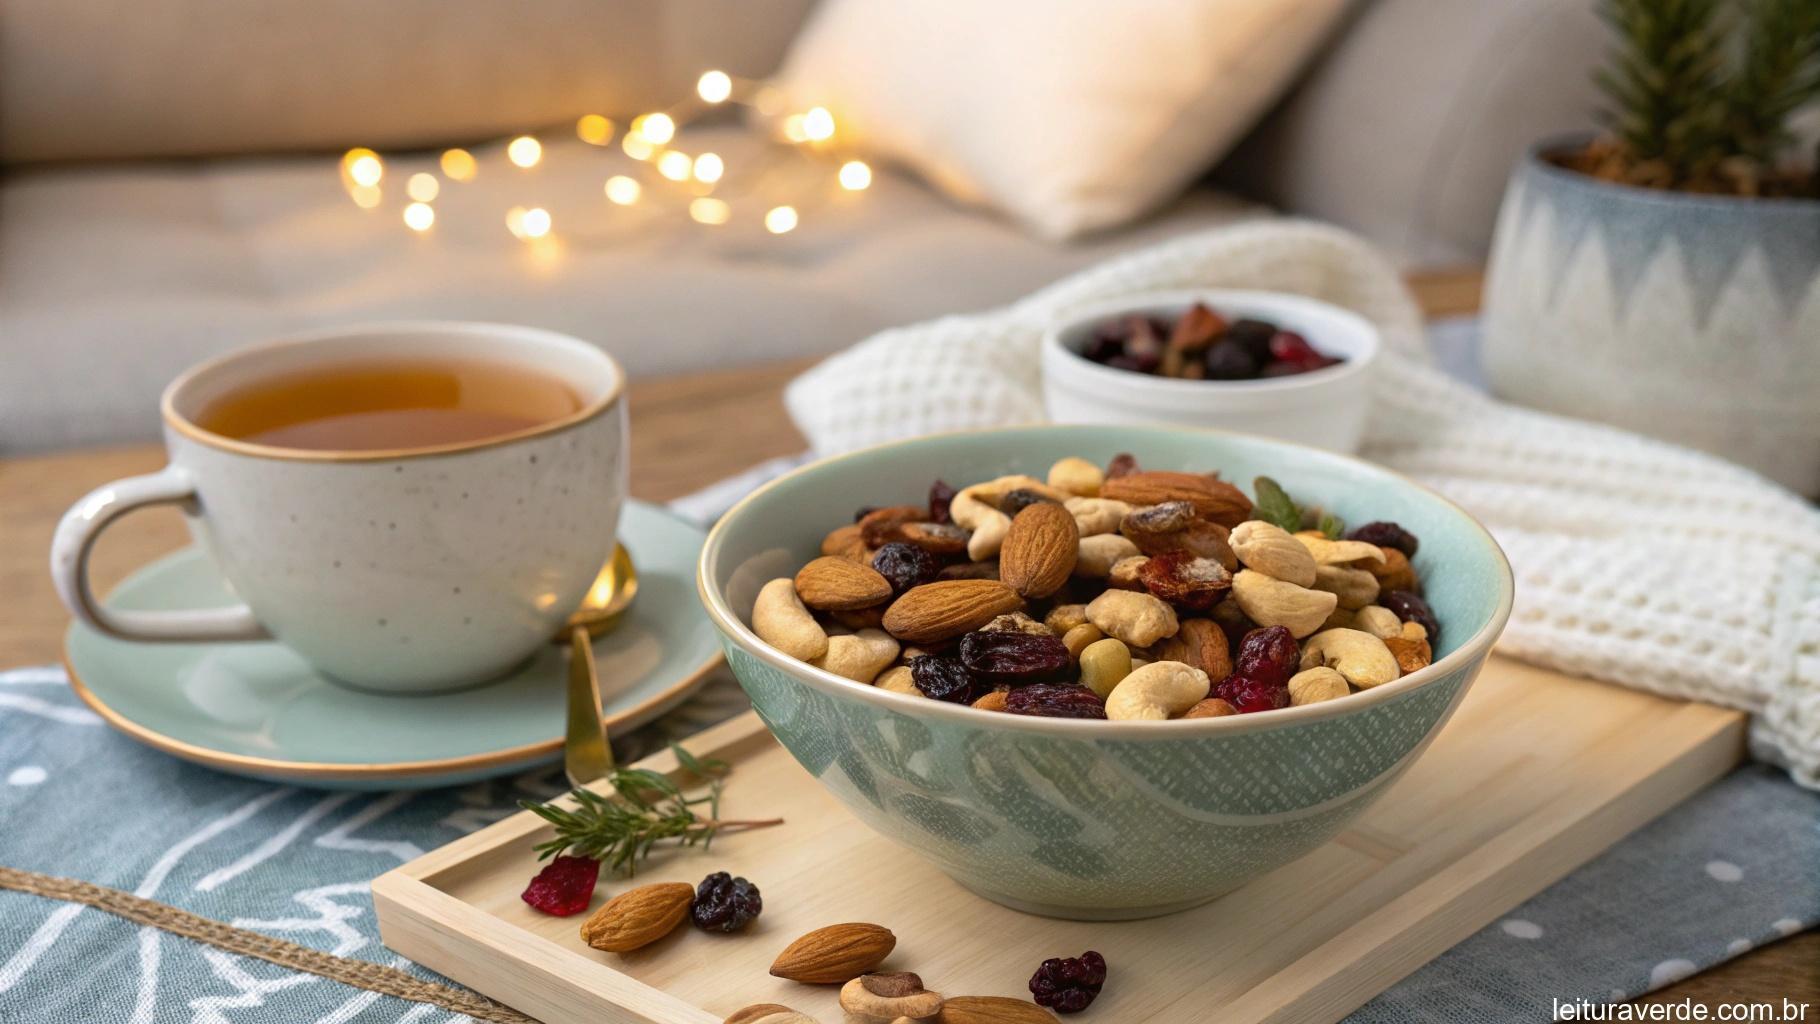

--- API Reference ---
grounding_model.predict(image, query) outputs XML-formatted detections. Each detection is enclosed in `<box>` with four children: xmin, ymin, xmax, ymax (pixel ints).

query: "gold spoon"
<box><xmin>560</xmin><ymin>544</ymin><xmax>638</xmax><ymax>788</ymax></box>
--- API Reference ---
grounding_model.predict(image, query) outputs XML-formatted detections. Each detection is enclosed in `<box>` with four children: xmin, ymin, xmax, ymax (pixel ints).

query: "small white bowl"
<box><xmin>1042</xmin><ymin>289</ymin><xmax>1380</xmax><ymax>453</ymax></box>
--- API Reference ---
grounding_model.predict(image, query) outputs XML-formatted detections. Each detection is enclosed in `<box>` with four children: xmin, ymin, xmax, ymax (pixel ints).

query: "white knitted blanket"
<box><xmin>784</xmin><ymin>220</ymin><xmax>1820</xmax><ymax>787</ymax></box>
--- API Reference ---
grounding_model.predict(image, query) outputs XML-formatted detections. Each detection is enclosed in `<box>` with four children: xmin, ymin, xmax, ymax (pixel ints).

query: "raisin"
<box><xmin>928</xmin><ymin>480</ymin><xmax>957</xmax><ymax>524</ymax></box>
<box><xmin>1234</xmin><ymin>625</ymin><xmax>1299</xmax><ymax>688</ymax></box>
<box><xmin>872</xmin><ymin>543</ymin><xmax>942</xmax><ymax>595</ymax></box>
<box><xmin>910</xmin><ymin>655</ymin><xmax>976</xmax><ymax>703</ymax></box>
<box><xmin>1203</xmin><ymin>340</ymin><xmax>1259</xmax><ymax>380</ymax></box>
<box><xmin>1224</xmin><ymin>318</ymin><xmax>1278</xmax><ymax>362</ymax></box>
<box><xmin>1005</xmin><ymin>684</ymin><xmax>1107</xmax><ymax>719</ymax></box>
<box><xmin>999</xmin><ymin>488</ymin><xmax>1059</xmax><ymax>519</ymax></box>
<box><xmin>690</xmin><ymin>871</ymin><xmax>762</xmax><ymax>933</ymax></box>
<box><xmin>1106</xmin><ymin>453</ymin><xmax>1140</xmax><ymax>479</ymax></box>
<box><xmin>959</xmin><ymin>630</ymin><xmax>1072</xmax><ymax>684</ymax></box>
<box><xmin>1029</xmin><ymin>950</ymin><xmax>1108</xmax><ymax>1013</ymax></box>
<box><xmin>1121</xmin><ymin>500</ymin><xmax>1197</xmax><ymax>537</ymax></box>
<box><xmin>1348</xmin><ymin>521</ymin><xmax>1419</xmax><ymax>558</ymax></box>
<box><xmin>1382</xmin><ymin>590</ymin><xmax>1440</xmax><ymax>642</ymax></box>
<box><xmin>1138</xmin><ymin>551</ymin><xmax>1232</xmax><ymax>611</ymax></box>
<box><xmin>520</xmin><ymin>855</ymin><xmax>600</xmax><ymax>917</ymax></box>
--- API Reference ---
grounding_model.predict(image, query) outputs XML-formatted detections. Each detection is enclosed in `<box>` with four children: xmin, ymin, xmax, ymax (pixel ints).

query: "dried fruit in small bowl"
<box><xmin>1081</xmin><ymin>304</ymin><xmax>1343</xmax><ymax>381</ymax></box>
<box><xmin>745</xmin><ymin>455</ymin><xmax>1443</xmax><ymax>722</ymax></box>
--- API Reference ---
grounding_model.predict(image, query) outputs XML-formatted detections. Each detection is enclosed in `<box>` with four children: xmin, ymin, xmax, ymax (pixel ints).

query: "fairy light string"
<box><xmin>342</xmin><ymin>70</ymin><xmax>871</xmax><ymax>240</ymax></box>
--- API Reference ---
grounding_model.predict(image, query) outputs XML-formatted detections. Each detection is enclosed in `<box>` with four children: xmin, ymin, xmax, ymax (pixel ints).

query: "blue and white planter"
<box><xmin>1484</xmin><ymin>138</ymin><xmax>1820</xmax><ymax>495</ymax></box>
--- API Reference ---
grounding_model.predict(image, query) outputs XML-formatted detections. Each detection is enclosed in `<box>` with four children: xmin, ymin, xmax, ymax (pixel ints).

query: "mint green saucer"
<box><xmin>64</xmin><ymin>500</ymin><xmax>721</xmax><ymax>790</ymax></box>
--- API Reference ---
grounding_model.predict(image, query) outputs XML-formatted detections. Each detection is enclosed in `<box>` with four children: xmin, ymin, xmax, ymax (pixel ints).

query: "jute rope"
<box><xmin>0</xmin><ymin>865</ymin><xmax>537</xmax><ymax>1024</ymax></box>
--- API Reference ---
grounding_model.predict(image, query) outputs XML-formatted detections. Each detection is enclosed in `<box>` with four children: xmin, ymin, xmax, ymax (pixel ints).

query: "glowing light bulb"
<box><xmin>781</xmin><ymin>114</ymin><xmax>809</xmax><ymax>143</ymax></box>
<box><xmin>605</xmin><ymin>175</ymin><xmax>641</xmax><ymax>205</ymax></box>
<box><xmin>638</xmin><ymin>113</ymin><xmax>676</xmax><ymax>145</ymax></box>
<box><xmin>657</xmin><ymin>150</ymin><xmax>692</xmax><ymax>181</ymax></box>
<box><xmin>765</xmin><ymin>205</ymin><xmax>798</xmax><ymax>234</ymax></box>
<box><xmin>521</xmin><ymin>207</ymin><xmax>552</xmax><ymax>238</ymax></box>
<box><xmin>403</xmin><ymin>202</ymin><xmax>435</xmax><ymax>231</ymax></box>
<box><xmin>576</xmin><ymin>114</ymin><xmax>614</xmax><ymax>145</ymax></box>
<box><xmin>349</xmin><ymin>184</ymin><xmax>382</xmax><ymax>209</ymax></box>
<box><xmin>344</xmin><ymin>148</ymin><xmax>383</xmax><ymax>187</ymax></box>
<box><xmin>692</xmin><ymin>152</ymin><xmax>724</xmax><ymax>184</ymax></box>
<box><xmin>689</xmin><ymin>197</ymin><xmax>730</xmax><ymax>225</ymax></box>
<box><xmin>838</xmin><ymin>160</ymin><xmax>872</xmax><ymax>191</ymax></box>
<box><xmin>622</xmin><ymin>133</ymin><xmax>655</xmax><ymax>160</ymax></box>
<box><xmin>507</xmin><ymin>136</ymin><xmax>543</xmax><ymax>168</ymax></box>
<box><xmin>697</xmin><ymin>70</ymin><xmax>733</xmax><ymax>104</ymax></box>
<box><xmin>440</xmin><ymin>148</ymin><xmax>477</xmax><ymax>181</ymax></box>
<box><xmin>406</xmin><ymin>173</ymin><xmax>440</xmax><ymax>202</ymax></box>
<box><xmin>802</xmin><ymin>107</ymin><xmax>835</xmax><ymax>141</ymax></box>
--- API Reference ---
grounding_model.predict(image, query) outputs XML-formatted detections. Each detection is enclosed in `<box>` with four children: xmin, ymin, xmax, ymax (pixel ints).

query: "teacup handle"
<box><xmin>51</xmin><ymin>466</ymin><xmax>269</xmax><ymax>643</ymax></box>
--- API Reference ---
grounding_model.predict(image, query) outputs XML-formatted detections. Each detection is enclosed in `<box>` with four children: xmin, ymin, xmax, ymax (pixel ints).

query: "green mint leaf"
<box><xmin>1319</xmin><ymin>512</ymin><xmax>1345</xmax><ymax>539</ymax></box>
<box><xmin>1252</xmin><ymin>476</ymin><xmax>1303</xmax><ymax>533</ymax></box>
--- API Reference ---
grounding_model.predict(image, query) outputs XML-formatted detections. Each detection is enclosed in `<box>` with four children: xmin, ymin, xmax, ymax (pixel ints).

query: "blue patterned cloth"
<box><xmin>1</xmin><ymin>664</ymin><xmax>1814</xmax><ymax>1022</ymax></box>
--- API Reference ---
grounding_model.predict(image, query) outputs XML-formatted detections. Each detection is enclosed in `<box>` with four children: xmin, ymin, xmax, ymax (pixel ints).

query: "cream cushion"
<box><xmin>774</xmin><ymin>0</ymin><xmax>1347</xmax><ymax>239</ymax></box>
<box><xmin>0</xmin><ymin>128</ymin><xmax>1260</xmax><ymax>451</ymax></box>
<box><xmin>0</xmin><ymin>0</ymin><xmax>814</xmax><ymax>162</ymax></box>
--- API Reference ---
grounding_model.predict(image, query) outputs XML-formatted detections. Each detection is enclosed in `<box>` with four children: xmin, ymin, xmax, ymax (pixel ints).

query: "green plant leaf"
<box><xmin>1319</xmin><ymin>513</ymin><xmax>1345</xmax><ymax>540</ymax></box>
<box><xmin>1253</xmin><ymin>477</ymin><xmax>1303</xmax><ymax>533</ymax></box>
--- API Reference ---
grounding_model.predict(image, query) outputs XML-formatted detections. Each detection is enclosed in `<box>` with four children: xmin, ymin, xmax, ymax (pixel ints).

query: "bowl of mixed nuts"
<box><xmin>698</xmin><ymin>425</ymin><xmax>1511</xmax><ymax>919</ymax></box>
<box><xmin>1042</xmin><ymin>291</ymin><xmax>1380</xmax><ymax>453</ymax></box>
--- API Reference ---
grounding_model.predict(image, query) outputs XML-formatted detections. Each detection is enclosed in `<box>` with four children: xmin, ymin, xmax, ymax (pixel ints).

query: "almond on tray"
<box><xmin>746</xmin><ymin>453</ymin><xmax>1441</xmax><ymax>721</ymax></box>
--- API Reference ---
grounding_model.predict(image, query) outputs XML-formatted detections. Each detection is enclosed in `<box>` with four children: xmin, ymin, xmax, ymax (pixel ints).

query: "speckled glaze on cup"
<box><xmin>52</xmin><ymin>322</ymin><xmax>628</xmax><ymax>693</ymax></box>
<box><xmin>700</xmin><ymin>426</ymin><xmax>1512</xmax><ymax>920</ymax></box>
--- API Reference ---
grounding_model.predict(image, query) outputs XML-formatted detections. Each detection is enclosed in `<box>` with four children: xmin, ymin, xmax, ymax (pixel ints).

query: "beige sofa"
<box><xmin>0</xmin><ymin>0</ymin><xmax>1606</xmax><ymax>452</ymax></box>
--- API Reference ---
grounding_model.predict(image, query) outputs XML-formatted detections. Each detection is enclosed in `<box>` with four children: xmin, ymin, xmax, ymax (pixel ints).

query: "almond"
<box><xmin>999</xmin><ymin>503</ymin><xmax>1079</xmax><ymax>599</ymax></box>
<box><xmin>938</xmin><ymin>995</ymin><xmax>1061</xmax><ymax>1023</ymax></box>
<box><xmin>882</xmin><ymin>580</ymin><xmax>1022</xmax><ymax>644</ymax></box>
<box><xmin>769</xmin><ymin>922</ymin><xmax>896</xmax><ymax>983</ymax></box>
<box><xmin>1101</xmin><ymin>471</ymin><xmax>1252</xmax><ymax>528</ymax></box>
<box><xmin>578</xmin><ymin>882</ymin><xmax>693</xmax><ymax>952</ymax></box>
<box><xmin>795</xmin><ymin>556</ymin><xmax>893</xmax><ymax>611</ymax></box>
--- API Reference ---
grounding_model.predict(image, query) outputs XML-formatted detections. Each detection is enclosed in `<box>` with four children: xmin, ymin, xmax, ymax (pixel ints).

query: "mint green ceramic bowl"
<box><xmin>698</xmin><ymin>426</ymin><xmax>1513</xmax><ymax>919</ymax></box>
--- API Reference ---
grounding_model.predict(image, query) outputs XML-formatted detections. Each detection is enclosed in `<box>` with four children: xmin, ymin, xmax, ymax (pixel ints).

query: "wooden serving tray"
<box><xmin>374</xmin><ymin>657</ymin><xmax>1745</xmax><ymax>1024</ymax></box>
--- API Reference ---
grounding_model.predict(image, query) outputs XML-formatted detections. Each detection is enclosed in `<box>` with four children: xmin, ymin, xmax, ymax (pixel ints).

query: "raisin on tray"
<box><xmin>691</xmin><ymin>871</ymin><xmax>762</xmax><ymax>933</ymax></box>
<box><xmin>1029</xmin><ymin>950</ymin><xmax>1108</xmax><ymax>1013</ymax></box>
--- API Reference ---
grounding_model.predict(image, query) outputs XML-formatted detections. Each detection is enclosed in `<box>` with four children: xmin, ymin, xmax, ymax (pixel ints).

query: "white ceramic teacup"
<box><xmin>51</xmin><ymin>322</ymin><xmax>628</xmax><ymax>693</ymax></box>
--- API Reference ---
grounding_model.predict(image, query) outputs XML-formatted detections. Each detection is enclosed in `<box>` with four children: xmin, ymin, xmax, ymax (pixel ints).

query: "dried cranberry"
<box><xmin>928</xmin><ymin>480</ymin><xmax>956</xmax><ymax>524</ymax></box>
<box><xmin>872</xmin><ymin>543</ymin><xmax>942</xmax><ymax>595</ymax></box>
<box><xmin>1005</xmin><ymin>684</ymin><xmax>1107</xmax><ymax>720</ymax></box>
<box><xmin>959</xmin><ymin>631</ymin><xmax>1072</xmax><ymax>684</ymax></box>
<box><xmin>1224</xmin><ymin>318</ymin><xmax>1278</xmax><ymax>362</ymax></box>
<box><xmin>1348</xmin><ymin>521</ymin><xmax>1419</xmax><ymax>558</ymax></box>
<box><xmin>1215</xmin><ymin>674</ymin><xmax>1290</xmax><ymax>714</ymax></box>
<box><xmin>910</xmin><ymin>655</ymin><xmax>976</xmax><ymax>703</ymax></box>
<box><xmin>1029</xmin><ymin>950</ymin><xmax>1108</xmax><ymax>1013</ymax></box>
<box><xmin>1268</xmin><ymin>330</ymin><xmax>1324</xmax><ymax>367</ymax></box>
<box><xmin>1382</xmin><ymin>590</ymin><xmax>1440</xmax><ymax>641</ymax></box>
<box><xmin>1138</xmin><ymin>551</ymin><xmax>1232</xmax><ymax>611</ymax></box>
<box><xmin>520</xmin><ymin>855</ymin><xmax>600</xmax><ymax>917</ymax></box>
<box><xmin>690</xmin><ymin>871</ymin><xmax>762</xmax><ymax>933</ymax></box>
<box><xmin>999</xmin><ymin>488</ymin><xmax>1058</xmax><ymax>519</ymax></box>
<box><xmin>1204</xmin><ymin>340</ymin><xmax>1259</xmax><ymax>380</ymax></box>
<box><xmin>1234</xmin><ymin>625</ymin><xmax>1299</xmax><ymax>687</ymax></box>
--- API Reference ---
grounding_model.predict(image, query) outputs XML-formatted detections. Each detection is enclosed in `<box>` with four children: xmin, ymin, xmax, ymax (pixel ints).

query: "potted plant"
<box><xmin>1483</xmin><ymin>0</ymin><xmax>1820</xmax><ymax>494</ymax></box>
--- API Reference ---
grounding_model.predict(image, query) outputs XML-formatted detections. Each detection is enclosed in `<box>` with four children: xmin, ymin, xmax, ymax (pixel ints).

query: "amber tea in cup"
<box><xmin>194</xmin><ymin>359</ymin><xmax>581</xmax><ymax>452</ymax></box>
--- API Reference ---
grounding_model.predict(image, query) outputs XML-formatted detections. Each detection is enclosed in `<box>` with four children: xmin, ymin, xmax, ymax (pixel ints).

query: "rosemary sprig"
<box><xmin>519</xmin><ymin>743</ymin><xmax>782</xmax><ymax>876</ymax></box>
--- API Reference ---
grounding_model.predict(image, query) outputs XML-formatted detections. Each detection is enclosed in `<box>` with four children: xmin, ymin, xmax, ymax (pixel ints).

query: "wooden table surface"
<box><xmin>0</xmin><ymin>269</ymin><xmax>1811</xmax><ymax>1009</ymax></box>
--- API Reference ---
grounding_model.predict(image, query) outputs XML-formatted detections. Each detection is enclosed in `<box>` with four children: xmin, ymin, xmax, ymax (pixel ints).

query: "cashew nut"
<box><xmin>1064</xmin><ymin>497</ymin><xmax>1133</xmax><ymax>537</ymax></box>
<box><xmin>1078</xmin><ymin>637</ymin><xmax>1132</xmax><ymax>697</ymax></box>
<box><xmin>752</xmin><ymin>578</ymin><xmax>829</xmax><ymax>662</ymax></box>
<box><xmin>1107</xmin><ymin>554</ymin><xmax>1150</xmax><ymax>591</ymax></box>
<box><xmin>1312</xmin><ymin>564</ymin><xmax>1380</xmax><ymax>609</ymax></box>
<box><xmin>1075</xmin><ymin>534</ymin><xmax>1140</xmax><ymax>577</ymax></box>
<box><xmin>1352</xmin><ymin>605</ymin><xmax>1402</xmax><ymax>639</ymax></box>
<box><xmin>1295</xmin><ymin>533</ymin><xmax>1387</xmax><ymax>566</ymax></box>
<box><xmin>1105</xmin><ymin>660</ymin><xmax>1210</xmax><ymax>720</ymax></box>
<box><xmin>874</xmin><ymin>664</ymin><xmax>923</xmax><ymax>697</ymax></box>
<box><xmin>1300</xmin><ymin>628</ymin><xmax>1400</xmax><ymax>689</ymax></box>
<box><xmin>1047</xmin><ymin>456</ymin><xmax>1105</xmax><ymax>497</ymax></box>
<box><xmin>1288</xmin><ymin>666</ymin><xmax>1351</xmax><ymax>705</ymax></box>
<box><xmin>1229</xmin><ymin>520</ymin><xmax>1318</xmax><ymax>587</ymax></box>
<box><xmin>1229</xmin><ymin>569</ymin><xmax>1338</xmax><ymax>638</ymax></box>
<box><xmin>1086</xmin><ymin>589</ymin><xmax>1179</xmax><ymax>647</ymax></box>
<box><xmin>812</xmin><ymin>629</ymin><xmax>900</xmax><ymax>682</ymax></box>
<box><xmin>839</xmin><ymin>972</ymin><xmax>943</xmax><ymax>1022</ymax></box>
